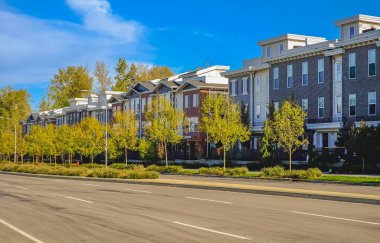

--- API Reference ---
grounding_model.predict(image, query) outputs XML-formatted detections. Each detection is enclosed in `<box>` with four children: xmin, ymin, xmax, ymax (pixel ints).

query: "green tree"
<box><xmin>47</xmin><ymin>66</ymin><xmax>93</xmax><ymax>108</ymax></box>
<box><xmin>110</xmin><ymin>111</ymin><xmax>139</xmax><ymax>165</ymax></box>
<box><xmin>138</xmin><ymin>137</ymin><xmax>156</xmax><ymax>164</ymax></box>
<box><xmin>200</xmin><ymin>95</ymin><xmax>251</xmax><ymax>172</ymax></box>
<box><xmin>44</xmin><ymin>124</ymin><xmax>58</xmax><ymax>164</ymax></box>
<box><xmin>26</xmin><ymin>125</ymin><xmax>47</xmax><ymax>163</ymax></box>
<box><xmin>95</xmin><ymin>60</ymin><xmax>113</xmax><ymax>92</ymax></box>
<box><xmin>38</xmin><ymin>96</ymin><xmax>51</xmax><ymax>112</ymax></box>
<box><xmin>78</xmin><ymin>117</ymin><xmax>105</xmax><ymax>163</ymax></box>
<box><xmin>145</xmin><ymin>97</ymin><xmax>184</xmax><ymax>166</ymax></box>
<box><xmin>56</xmin><ymin>125</ymin><xmax>76</xmax><ymax>165</ymax></box>
<box><xmin>270</xmin><ymin>100</ymin><xmax>308</xmax><ymax>171</ymax></box>
<box><xmin>113</xmin><ymin>58</ymin><xmax>130</xmax><ymax>91</ymax></box>
<box><xmin>260</xmin><ymin>102</ymin><xmax>276</xmax><ymax>159</ymax></box>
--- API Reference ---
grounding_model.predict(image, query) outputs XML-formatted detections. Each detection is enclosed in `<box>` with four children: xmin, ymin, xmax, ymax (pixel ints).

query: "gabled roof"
<box><xmin>175</xmin><ymin>80</ymin><xmax>228</xmax><ymax>93</ymax></box>
<box><xmin>153</xmin><ymin>80</ymin><xmax>180</xmax><ymax>92</ymax></box>
<box><xmin>108</xmin><ymin>94</ymin><xmax>125</xmax><ymax>103</ymax></box>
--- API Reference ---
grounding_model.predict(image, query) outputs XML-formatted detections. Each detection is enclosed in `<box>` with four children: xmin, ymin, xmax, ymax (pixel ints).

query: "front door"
<box><xmin>322</xmin><ymin>133</ymin><xmax>329</xmax><ymax>148</ymax></box>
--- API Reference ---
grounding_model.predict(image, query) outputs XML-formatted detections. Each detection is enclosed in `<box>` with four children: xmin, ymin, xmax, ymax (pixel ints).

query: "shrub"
<box><xmin>146</xmin><ymin>165</ymin><xmax>162</xmax><ymax>173</ymax></box>
<box><xmin>118</xmin><ymin>170</ymin><xmax>159</xmax><ymax>179</ymax></box>
<box><xmin>161</xmin><ymin>165</ymin><xmax>184</xmax><ymax>173</ymax></box>
<box><xmin>81</xmin><ymin>163</ymin><xmax>105</xmax><ymax>169</ymax></box>
<box><xmin>286</xmin><ymin>169</ymin><xmax>309</xmax><ymax>179</ymax></box>
<box><xmin>306</xmin><ymin>168</ymin><xmax>323</xmax><ymax>179</ymax></box>
<box><xmin>226</xmin><ymin>167</ymin><xmax>248</xmax><ymax>176</ymax></box>
<box><xmin>90</xmin><ymin>168</ymin><xmax>120</xmax><ymax>178</ymax></box>
<box><xmin>198</xmin><ymin>167</ymin><xmax>225</xmax><ymax>176</ymax></box>
<box><xmin>260</xmin><ymin>166</ymin><xmax>286</xmax><ymax>178</ymax></box>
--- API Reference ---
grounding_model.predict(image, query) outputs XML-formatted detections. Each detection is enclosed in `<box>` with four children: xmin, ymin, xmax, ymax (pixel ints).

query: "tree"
<box><xmin>111</xmin><ymin>111</ymin><xmax>139</xmax><ymax>165</ymax></box>
<box><xmin>260</xmin><ymin>102</ymin><xmax>276</xmax><ymax>159</ymax></box>
<box><xmin>44</xmin><ymin>124</ymin><xmax>58</xmax><ymax>164</ymax></box>
<box><xmin>39</xmin><ymin>96</ymin><xmax>51</xmax><ymax>112</ymax></box>
<box><xmin>78</xmin><ymin>117</ymin><xmax>105</xmax><ymax>163</ymax></box>
<box><xmin>270</xmin><ymin>100</ymin><xmax>308</xmax><ymax>171</ymax></box>
<box><xmin>138</xmin><ymin>137</ymin><xmax>156</xmax><ymax>165</ymax></box>
<box><xmin>113</xmin><ymin>58</ymin><xmax>130</xmax><ymax>91</ymax></box>
<box><xmin>145</xmin><ymin>97</ymin><xmax>184</xmax><ymax>166</ymax></box>
<box><xmin>95</xmin><ymin>61</ymin><xmax>113</xmax><ymax>92</ymax></box>
<box><xmin>140</xmin><ymin>65</ymin><xmax>174</xmax><ymax>81</ymax></box>
<box><xmin>56</xmin><ymin>125</ymin><xmax>76</xmax><ymax>165</ymax></box>
<box><xmin>47</xmin><ymin>66</ymin><xmax>93</xmax><ymax>108</ymax></box>
<box><xmin>200</xmin><ymin>94</ymin><xmax>251</xmax><ymax>172</ymax></box>
<box><xmin>25</xmin><ymin>125</ymin><xmax>47</xmax><ymax>163</ymax></box>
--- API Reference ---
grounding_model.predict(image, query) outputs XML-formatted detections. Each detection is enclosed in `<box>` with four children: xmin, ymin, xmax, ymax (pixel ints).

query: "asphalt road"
<box><xmin>0</xmin><ymin>174</ymin><xmax>379</xmax><ymax>243</ymax></box>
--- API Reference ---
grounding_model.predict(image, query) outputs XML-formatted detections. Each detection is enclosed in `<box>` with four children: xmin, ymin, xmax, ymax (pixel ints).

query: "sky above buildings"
<box><xmin>0</xmin><ymin>0</ymin><xmax>379</xmax><ymax>110</ymax></box>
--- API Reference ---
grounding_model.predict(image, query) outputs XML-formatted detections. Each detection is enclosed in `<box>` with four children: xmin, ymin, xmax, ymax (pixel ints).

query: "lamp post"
<box><xmin>0</xmin><ymin>117</ymin><xmax>17</xmax><ymax>162</ymax></box>
<box><xmin>81</xmin><ymin>90</ymin><xmax>108</xmax><ymax>167</ymax></box>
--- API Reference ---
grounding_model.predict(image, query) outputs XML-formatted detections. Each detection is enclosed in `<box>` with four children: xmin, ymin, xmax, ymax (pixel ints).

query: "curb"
<box><xmin>1</xmin><ymin>171</ymin><xmax>379</xmax><ymax>206</ymax></box>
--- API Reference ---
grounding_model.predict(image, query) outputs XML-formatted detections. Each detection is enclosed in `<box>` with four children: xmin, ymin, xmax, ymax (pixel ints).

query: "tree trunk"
<box><xmin>21</xmin><ymin>155</ymin><xmax>24</xmax><ymax>164</ymax></box>
<box><xmin>289</xmin><ymin>152</ymin><xmax>292</xmax><ymax>171</ymax></box>
<box><xmin>362</xmin><ymin>157</ymin><xmax>365</xmax><ymax>174</ymax></box>
<box><xmin>164</xmin><ymin>142</ymin><xmax>168</xmax><ymax>167</ymax></box>
<box><xmin>54</xmin><ymin>155</ymin><xmax>57</xmax><ymax>166</ymax></box>
<box><xmin>91</xmin><ymin>155</ymin><xmax>94</xmax><ymax>164</ymax></box>
<box><xmin>125</xmin><ymin>148</ymin><xmax>128</xmax><ymax>165</ymax></box>
<box><xmin>49</xmin><ymin>155</ymin><xmax>52</xmax><ymax>164</ymax></box>
<box><xmin>223</xmin><ymin>146</ymin><xmax>226</xmax><ymax>173</ymax></box>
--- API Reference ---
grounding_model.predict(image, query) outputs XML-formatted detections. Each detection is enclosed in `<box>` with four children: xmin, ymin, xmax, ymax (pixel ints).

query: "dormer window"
<box><xmin>349</xmin><ymin>25</ymin><xmax>355</xmax><ymax>39</ymax></box>
<box><xmin>279</xmin><ymin>44</ymin><xmax>284</xmax><ymax>54</ymax></box>
<box><xmin>266</xmin><ymin>47</ymin><xmax>271</xmax><ymax>58</ymax></box>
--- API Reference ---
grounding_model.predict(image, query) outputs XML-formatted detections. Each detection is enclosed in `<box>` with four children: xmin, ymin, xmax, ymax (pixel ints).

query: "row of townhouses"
<box><xmin>23</xmin><ymin>14</ymin><xmax>380</xmax><ymax>160</ymax></box>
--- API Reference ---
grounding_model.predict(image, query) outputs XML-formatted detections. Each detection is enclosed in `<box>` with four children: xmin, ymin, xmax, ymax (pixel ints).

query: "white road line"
<box><xmin>186</xmin><ymin>197</ymin><xmax>233</xmax><ymax>204</ymax></box>
<box><xmin>9</xmin><ymin>185</ymin><xmax>29</xmax><ymax>190</ymax></box>
<box><xmin>121</xmin><ymin>188</ymin><xmax>152</xmax><ymax>194</ymax></box>
<box><xmin>55</xmin><ymin>180</ymin><xmax>68</xmax><ymax>183</ymax></box>
<box><xmin>52</xmin><ymin>194</ymin><xmax>94</xmax><ymax>204</ymax></box>
<box><xmin>289</xmin><ymin>211</ymin><xmax>380</xmax><ymax>226</ymax></box>
<box><xmin>172</xmin><ymin>221</ymin><xmax>251</xmax><ymax>240</ymax></box>
<box><xmin>0</xmin><ymin>218</ymin><xmax>44</xmax><ymax>243</ymax></box>
<box><xmin>83</xmin><ymin>183</ymin><xmax>101</xmax><ymax>187</ymax></box>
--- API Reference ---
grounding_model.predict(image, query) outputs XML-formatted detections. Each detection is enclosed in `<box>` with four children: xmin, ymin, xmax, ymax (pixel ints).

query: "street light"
<box><xmin>81</xmin><ymin>90</ymin><xmax>108</xmax><ymax>167</ymax></box>
<box><xmin>0</xmin><ymin>117</ymin><xmax>17</xmax><ymax>163</ymax></box>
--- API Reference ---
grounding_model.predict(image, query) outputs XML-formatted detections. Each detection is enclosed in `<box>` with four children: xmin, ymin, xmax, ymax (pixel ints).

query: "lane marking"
<box><xmin>55</xmin><ymin>180</ymin><xmax>68</xmax><ymax>183</ymax></box>
<box><xmin>9</xmin><ymin>185</ymin><xmax>29</xmax><ymax>190</ymax></box>
<box><xmin>172</xmin><ymin>221</ymin><xmax>251</xmax><ymax>240</ymax></box>
<box><xmin>52</xmin><ymin>194</ymin><xmax>94</xmax><ymax>204</ymax></box>
<box><xmin>289</xmin><ymin>211</ymin><xmax>380</xmax><ymax>226</ymax></box>
<box><xmin>186</xmin><ymin>197</ymin><xmax>233</xmax><ymax>204</ymax></box>
<box><xmin>83</xmin><ymin>183</ymin><xmax>101</xmax><ymax>187</ymax></box>
<box><xmin>121</xmin><ymin>188</ymin><xmax>152</xmax><ymax>194</ymax></box>
<box><xmin>0</xmin><ymin>218</ymin><xmax>44</xmax><ymax>243</ymax></box>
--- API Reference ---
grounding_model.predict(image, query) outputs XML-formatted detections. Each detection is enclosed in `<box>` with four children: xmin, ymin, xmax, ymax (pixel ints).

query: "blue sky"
<box><xmin>0</xmin><ymin>0</ymin><xmax>379</xmax><ymax>110</ymax></box>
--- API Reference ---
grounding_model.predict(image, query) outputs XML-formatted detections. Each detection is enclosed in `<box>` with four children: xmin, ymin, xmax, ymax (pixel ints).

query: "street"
<box><xmin>0</xmin><ymin>174</ymin><xmax>379</xmax><ymax>243</ymax></box>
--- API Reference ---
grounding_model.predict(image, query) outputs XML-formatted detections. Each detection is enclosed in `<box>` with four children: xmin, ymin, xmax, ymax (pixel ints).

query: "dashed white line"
<box><xmin>172</xmin><ymin>221</ymin><xmax>251</xmax><ymax>240</ymax></box>
<box><xmin>55</xmin><ymin>180</ymin><xmax>68</xmax><ymax>183</ymax></box>
<box><xmin>121</xmin><ymin>188</ymin><xmax>152</xmax><ymax>194</ymax></box>
<box><xmin>0</xmin><ymin>218</ymin><xmax>44</xmax><ymax>243</ymax></box>
<box><xmin>185</xmin><ymin>196</ymin><xmax>233</xmax><ymax>204</ymax></box>
<box><xmin>289</xmin><ymin>211</ymin><xmax>380</xmax><ymax>225</ymax></box>
<box><xmin>9</xmin><ymin>185</ymin><xmax>29</xmax><ymax>190</ymax></box>
<box><xmin>52</xmin><ymin>194</ymin><xmax>94</xmax><ymax>204</ymax></box>
<box><xmin>83</xmin><ymin>183</ymin><xmax>102</xmax><ymax>187</ymax></box>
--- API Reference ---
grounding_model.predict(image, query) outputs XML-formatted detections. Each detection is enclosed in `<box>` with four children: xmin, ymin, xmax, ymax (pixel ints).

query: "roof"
<box><xmin>108</xmin><ymin>94</ymin><xmax>125</xmax><ymax>103</ymax></box>
<box><xmin>175</xmin><ymin>80</ymin><xmax>228</xmax><ymax>93</ymax></box>
<box><xmin>152</xmin><ymin>80</ymin><xmax>180</xmax><ymax>92</ymax></box>
<box><xmin>257</xmin><ymin>34</ymin><xmax>326</xmax><ymax>46</ymax></box>
<box><xmin>334</xmin><ymin>14</ymin><xmax>380</xmax><ymax>27</ymax></box>
<box><xmin>137</xmin><ymin>81</ymin><xmax>156</xmax><ymax>91</ymax></box>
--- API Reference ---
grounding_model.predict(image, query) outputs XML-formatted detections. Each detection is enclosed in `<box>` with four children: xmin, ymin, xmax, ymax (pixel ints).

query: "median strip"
<box><xmin>0</xmin><ymin>218</ymin><xmax>44</xmax><ymax>243</ymax></box>
<box><xmin>289</xmin><ymin>211</ymin><xmax>380</xmax><ymax>225</ymax></box>
<box><xmin>185</xmin><ymin>196</ymin><xmax>233</xmax><ymax>204</ymax></box>
<box><xmin>172</xmin><ymin>221</ymin><xmax>251</xmax><ymax>240</ymax></box>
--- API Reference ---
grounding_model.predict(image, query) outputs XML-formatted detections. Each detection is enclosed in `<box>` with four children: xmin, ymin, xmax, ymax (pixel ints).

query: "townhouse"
<box><xmin>223</xmin><ymin>14</ymin><xmax>380</xmax><ymax>153</ymax></box>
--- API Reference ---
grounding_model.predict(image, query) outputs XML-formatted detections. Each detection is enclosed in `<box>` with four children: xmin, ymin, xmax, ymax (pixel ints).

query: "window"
<box><xmin>302</xmin><ymin>99</ymin><xmax>308</xmax><ymax>118</ymax></box>
<box><xmin>336</xmin><ymin>96</ymin><xmax>342</xmax><ymax>114</ymax></box>
<box><xmin>255</xmin><ymin>76</ymin><xmax>261</xmax><ymax>93</ymax></box>
<box><xmin>349</xmin><ymin>53</ymin><xmax>356</xmax><ymax>79</ymax></box>
<box><xmin>231</xmin><ymin>79</ymin><xmax>237</xmax><ymax>96</ymax></box>
<box><xmin>265</xmin><ymin>75</ymin><xmax>269</xmax><ymax>91</ymax></box>
<box><xmin>336</xmin><ymin>63</ymin><xmax>342</xmax><ymax>82</ymax></box>
<box><xmin>135</xmin><ymin>98</ymin><xmax>140</xmax><ymax>113</ymax></box>
<box><xmin>273</xmin><ymin>67</ymin><xmax>279</xmax><ymax>90</ymax></box>
<box><xmin>242</xmin><ymin>78</ymin><xmax>248</xmax><ymax>95</ymax></box>
<box><xmin>141</xmin><ymin>98</ymin><xmax>146</xmax><ymax>113</ymax></box>
<box><xmin>318</xmin><ymin>97</ymin><xmax>324</xmax><ymax>118</ymax></box>
<box><xmin>368</xmin><ymin>92</ymin><xmax>376</xmax><ymax>115</ymax></box>
<box><xmin>256</xmin><ymin>104</ymin><xmax>261</xmax><ymax>120</ymax></box>
<box><xmin>287</xmin><ymin>65</ymin><xmax>293</xmax><ymax>88</ymax></box>
<box><xmin>318</xmin><ymin>59</ymin><xmax>324</xmax><ymax>83</ymax></box>
<box><xmin>349</xmin><ymin>94</ymin><xmax>356</xmax><ymax>116</ymax></box>
<box><xmin>279</xmin><ymin>44</ymin><xmax>284</xmax><ymax>54</ymax></box>
<box><xmin>147</xmin><ymin>97</ymin><xmax>152</xmax><ymax>107</ymax></box>
<box><xmin>349</xmin><ymin>25</ymin><xmax>355</xmax><ymax>39</ymax></box>
<box><xmin>193</xmin><ymin>94</ymin><xmax>199</xmax><ymax>107</ymax></box>
<box><xmin>185</xmin><ymin>95</ymin><xmax>190</xmax><ymax>108</ymax></box>
<box><xmin>368</xmin><ymin>49</ymin><xmax>376</xmax><ymax>76</ymax></box>
<box><xmin>266</xmin><ymin>46</ymin><xmax>271</xmax><ymax>58</ymax></box>
<box><xmin>188</xmin><ymin>117</ymin><xmax>199</xmax><ymax>132</ymax></box>
<box><xmin>302</xmin><ymin>62</ymin><xmax>309</xmax><ymax>86</ymax></box>
<box><xmin>274</xmin><ymin>102</ymin><xmax>279</xmax><ymax>111</ymax></box>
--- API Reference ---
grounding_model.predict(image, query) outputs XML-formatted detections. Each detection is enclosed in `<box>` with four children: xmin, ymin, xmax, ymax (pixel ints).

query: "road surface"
<box><xmin>0</xmin><ymin>174</ymin><xmax>379</xmax><ymax>243</ymax></box>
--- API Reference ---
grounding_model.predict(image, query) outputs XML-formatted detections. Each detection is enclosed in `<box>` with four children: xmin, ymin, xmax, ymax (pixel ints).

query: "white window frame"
<box><xmin>184</xmin><ymin>95</ymin><xmax>190</xmax><ymax>108</ymax></box>
<box><xmin>302</xmin><ymin>99</ymin><xmax>308</xmax><ymax>118</ymax></box>
<box><xmin>336</xmin><ymin>96</ymin><xmax>342</xmax><ymax>115</ymax></box>
<box><xmin>302</xmin><ymin>62</ymin><xmax>309</xmax><ymax>86</ymax></box>
<box><xmin>368</xmin><ymin>91</ymin><xmax>376</xmax><ymax>116</ymax></box>
<box><xmin>273</xmin><ymin>67</ymin><xmax>279</xmax><ymax>90</ymax></box>
<box><xmin>255</xmin><ymin>76</ymin><xmax>261</xmax><ymax>93</ymax></box>
<box><xmin>141</xmin><ymin>97</ymin><xmax>146</xmax><ymax>113</ymax></box>
<box><xmin>318</xmin><ymin>59</ymin><xmax>324</xmax><ymax>83</ymax></box>
<box><xmin>231</xmin><ymin>79</ymin><xmax>237</xmax><ymax>96</ymax></box>
<box><xmin>192</xmin><ymin>94</ymin><xmax>199</xmax><ymax>107</ymax></box>
<box><xmin>266</xmin><ymin>46</ymin><xmax>271</xmax><ymax>58</ymax></box>
<box><xmin>287</xmin><ymin>65</ymin><xmax>293</xmax><ymax>88</ymax></box>
<box><xmin>349</xmin><ymin>25</ymin><xmax>355</xmax><ymax>39</ymax></box>
<box><xmin>349</xmin><ymin>94</ymin><xmax>356</xmax><ymax>117</ymax></box>
<box><xmin>349</xmin><ymin>53</ymin><xmax>356</xmax><ymax>79</ymax></box>
<box><xmin>279</xmin><ymin>43</ymin><xmax>284</xmax><ymax>54</ymax></box>
<box><xmin>336</xmin><ymin>62</ymin><xmax>342</xmax><ymax>82</ymax></box>
<box><xmin>242</xmin><ymin>78</ymin><xmax>248</xmax><ymax>95</ymax></box>
<box><xmin>255</xmin><ymin>104</ymin><xmax>261</xmax><ymax>120</ymax></box>
<box><xmin>318</xmin><ymin>97</ymin><xmax>324</xmax><ymax>118</ymax></box>
<box><xmin>274</xmin><ymin>102</ymin><xmax>279</xmax><ymax>111</ymax></box>
<box><xmin>368</xmin><ymin>49</ymin><xmax>376</xmax><ymax>77</ymax></box>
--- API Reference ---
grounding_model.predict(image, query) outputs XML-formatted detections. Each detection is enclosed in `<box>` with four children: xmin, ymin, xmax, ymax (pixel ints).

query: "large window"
<box><xmin>188</xmin><ymin>117</ymin><xmax>199</xmax><ymax>132</ymax></box>
<box><xmin>274</xmin><ymin>102</ymin><xmax>279</xmax><ymax>111</ymax></box>
<box><xmin>273</xmin><ymin>67</ymin><xmax>279</xmax><ymax>90</ymax></box>
<box><xmin>368</xmin><ymin>49</ymin><xmax>376</xmax><ymax>77</ymax></box>
<box><xmin>302</xmin><ymin>99</ymin><xmax>308</xmax><ymax>118</ymax></box>
<box><xmin>336</xmin><ymin>62</ymin><xmax>342</xmax><ymax>82</ymax></box>
<box><xmin>302</xmin><ymin>62</ymin><xmax>309</xmax><ymax>86</ymax></box>
<box><xmin>266</xmin><ymin>46</ymin><xmax>271</xmax><ymax>58</ymax></box>
<box><xmin>287</xmin><ymin>65</ymin><xmax>293</xmax><ymax>88</ymax></box>
<box><xmin>256</xmin><ymin>104</ymin><xmax>261</xmax><ymax>120</ymax></box>
<box><xmin>349</xmin><ymin>53</ymin><xmax>356</xmax><ymax>79</ymax></box>
<box><xmin>318</xmin><ymin>59</ymin><xmax>324</xmax><ymax>83</ymax></box>
<box><xmin>231</xmin><ymin>79</ymin><xmax>237</xmax><ymax>96</ymax></box>
<box><xmin>242</xmin><ymin>78</ymin><xmax>248</xmax><ymax>95</ymax></box>
<box><xmin>368</xmin><ymin>92</ymin><xmax>376</xmax><ymax>116</ymax></box>
<box><xmin>279</xmin><ymin>44</ymin><xmax>284</xmax><ymax>54</ymax></box>
<box><xmin>193</xmin><ymin>94</ymin><xmax>199</xmax><ymax>107</ymax></box>
<box><xmin>336</xmin><ymin>96</ymin><xmax>342</xmax><ymax>114</ymax></box>
<box><xmin>349</xmin><ymin>94</ymin><xmax>356</xmax><ymax>116</ymax></box>
<box><xmin>255</xmin><ymin>76</ymin><xmax>261</xmax><ymax>93</ymax></box>
<box><xmin>318</xmin><ymin>97</ymin><xmax>324</xmax><ymax>118</ymax></box>
<box><xmin>184</xmin><ymin>95</ymin><xmax>190</xmax><ymax>108</ymax></box>
<box><xmin>141</xmin><ymin>98</ymin><xmax>146</xmax><ymax>113</ymax></box>
<box><xmin>349</xmin><ymin>25</ymin><xmax>355</xmax><ymax>39</ymax></box>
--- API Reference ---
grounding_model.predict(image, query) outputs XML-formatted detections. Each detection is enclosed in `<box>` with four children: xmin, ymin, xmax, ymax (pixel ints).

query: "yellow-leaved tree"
<box><xmin>78</xmin><ymin>117</ymin><xmax>105</xmax><ymax>164</ymax></box>
<box><xmin>271</xmin><ymin>100</ymin><xmax>308</xmax><ymax>171</ymax></box>
<box><xmin>145</xmin><ymin>96</ymin><xmax>184</xmax><ymax>167</ymax></box>
<box><xmin>200</xmin><ymin>94</ymin><xmax>251</xmax><ymax>172</ymax></box>
<box><xmin>111</xmin><ymin>111</ymin><xmax>139</xmax><ymax>165</ymax></box>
